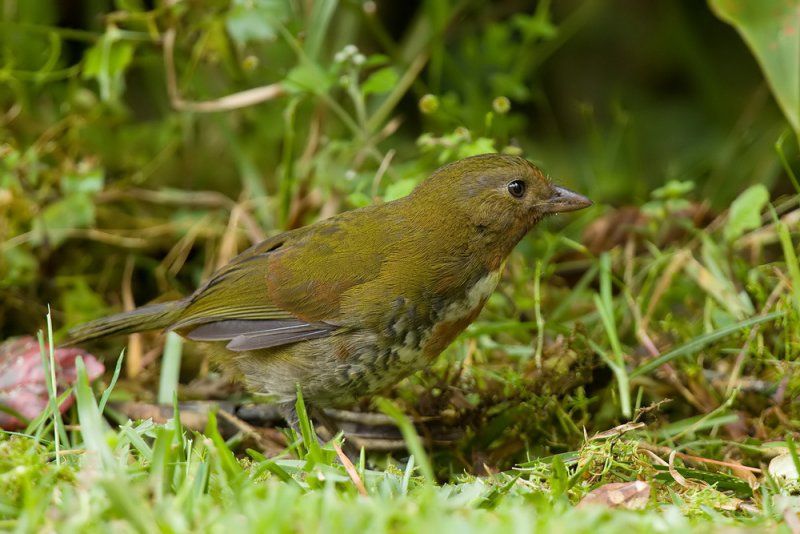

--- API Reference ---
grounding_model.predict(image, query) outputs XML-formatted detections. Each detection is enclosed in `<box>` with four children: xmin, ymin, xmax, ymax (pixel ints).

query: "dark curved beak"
<box><xmin>542</xmin><ymin>186</ymin><xmax>592</xmax><ymax>214</ymax></box>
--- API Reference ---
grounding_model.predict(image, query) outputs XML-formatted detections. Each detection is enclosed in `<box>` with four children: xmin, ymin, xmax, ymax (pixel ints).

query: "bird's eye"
<box><xmin>507</xmin><ymin>180</ymin><xmax>526</xmax><ymax>198</ymax></box>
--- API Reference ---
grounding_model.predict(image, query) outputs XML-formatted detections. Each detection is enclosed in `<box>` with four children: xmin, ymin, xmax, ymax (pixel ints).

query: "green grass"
<box><xmin>1</xmin><ymin>303</ymin><xmax>797</xmax><ymax>532</ymax></box>
<box><xmin>2</xmin><ymin>1</ymin><xmax>800</xmax><ymax>531</ymax></box>
<box><xmin>0</xmin><ymin>371</ymin><xmax>785</xmax><ymax>532</ymax></box>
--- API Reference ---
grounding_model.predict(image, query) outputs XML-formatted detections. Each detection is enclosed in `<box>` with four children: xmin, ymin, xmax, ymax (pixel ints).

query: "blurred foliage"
<box><xmin>1</xmin><ymin>0</ymin><xmax>796</xmax><ymax>335</ymax></box>
<box><xmin>1</xmin><ymin>0</ymin><xmax>800</xmax><ymax>478</ymax></box>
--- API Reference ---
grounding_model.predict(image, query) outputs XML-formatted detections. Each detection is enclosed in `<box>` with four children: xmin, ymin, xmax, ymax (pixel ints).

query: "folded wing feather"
<box><xmin>186</xmin><ymin>319</ymin><xmax>337</xmax><ymax>351</ymax></box>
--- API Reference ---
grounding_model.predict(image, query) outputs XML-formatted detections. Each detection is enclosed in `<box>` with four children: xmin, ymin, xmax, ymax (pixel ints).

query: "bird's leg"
<box><xmin>278</xmin><ymin>401</ymin><xmax>361</xmax><ymax>460</ymax></box>
<box><xmin>277</xmin><ymin>399</ymin><xmax>326</xmax><ymax>447</ymax></box>
<box><xmin>277</xmin><ymin>400</ymin><xmax>306</xmax><ymax>441</ymax></box>
<box><xmin>309</xmin><ymin>406</ymin><xmax>339</xmax><ymax>441</ymax></box>
<box><xmin>311</xmin><ymin>407</ymin><xmax>362</xmax><ymax>460</ymax></box>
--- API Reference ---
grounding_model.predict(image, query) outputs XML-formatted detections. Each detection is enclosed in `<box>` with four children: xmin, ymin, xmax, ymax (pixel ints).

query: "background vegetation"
<box><xmin>1</xmin><ymin>0</ymin><xmax>799</xmax><ymax>531</ymax></box>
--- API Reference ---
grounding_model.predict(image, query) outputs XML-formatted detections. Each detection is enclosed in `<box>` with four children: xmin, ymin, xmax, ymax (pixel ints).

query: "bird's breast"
<box><xmin>418</xmin><ymin>267</ymin><xmax>502</xmax><ymax>358</ymax></box>
<box><xmin>286</xmin><ymin>268</ymin><xmax>504</xmax><ymax>406</ymax></box>
<box><xmin>378</xmin><ymin>267</ymin><xmax>503</xmax><ymax>364</ymax></box>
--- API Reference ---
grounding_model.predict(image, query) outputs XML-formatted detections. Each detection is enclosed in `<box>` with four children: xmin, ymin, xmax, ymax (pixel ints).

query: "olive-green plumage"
<box><xmin>69</xmin><ymin>154</ymin><xmax>591</xmax><ymax>428</ymax></box>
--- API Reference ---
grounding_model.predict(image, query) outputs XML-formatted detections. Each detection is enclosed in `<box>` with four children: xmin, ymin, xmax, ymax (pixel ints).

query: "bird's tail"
<box><xmin>67</xmin><ymin>301</ymin><xmax>184</xmax><ymax>344</ymax></box>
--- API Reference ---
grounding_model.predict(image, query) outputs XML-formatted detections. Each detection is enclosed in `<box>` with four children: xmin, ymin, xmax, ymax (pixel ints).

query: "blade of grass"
<box><xmin>655</xmin><ymin>412</ymin><xmax>741</xmax><ymax>440</ymax></box>
<box><xmin>549</xmin><ymin>261</ymin><xmax>599</xmax><ymax>322</ymax></box>
<box><xmin>149</xmin><ymin>425</ymin><xmax>176</xmax><ymax>501</ymax></box>
<box><xmin>172</xmin><ymin>391</ymin><xmax>184</xmax><ymax>448</ymax></box>
<box><xmin>158</xmin><ymin>332</ymin><xmax>182</xmax><ymax>405</ymax></box>
<box><xmin>279</xmin><ymin>96</ymin><xmax>300</xmax><ymax>228</ymax></box>
<box><xmin>775</xmin><ymin>129</ymin><xmax>800</xmax><ymax>193</ymax></box>
<box><xmin>375</xmin><ymin>397</ymin><xmax>435</xmax><ymax>484</ymax></box>
<box><xmin>533</xmin><ymin>259</ymin><xmax>544</xmax><ymax>367</ymax></box>
<box><xmin>304</xmin><ymin>0</ymin><xmax>338</xmax><ymax>61</ymax></box>
<box><xmin>248</xmin><ymin>449</ymin><xmax>306</xmax><ymax>489</ymax></box>
<box><xmin>24</xmin><ymin>389</ymin><xmax>72</xmax><ymax>441</ymax></box>
<box><xmin>786</xmin><ymin>435</ymin><xmax>800</xmax><ymax>484</ymax></box>
<box><xmin>594</xmin><ymin>253</ymin><xmax>631</xmax><ymax>417</ymax></box>
<box><xmin>204</xmin><ymin>408</ymin><xmax>243</xmax><ymax>480</ymax></box>
<box><xmin>295</xmin><ymin>385</ymin><xmax>323</xmax><ymax>463</ymax></box>
<box><xmin>630</xmin><ymin>311</ymin><xmax>784</xmax><ymax>378</ymax></box>
<box><xmin>119</xmin><ymin>424</ymin><xmax>154</xmax><ymax>461</ymax></box>
<box><xmin>189</xmin><ymin>459</ymin><xmax>210</xmax><ymax>507</ymax></box>
<box><xmin>0</xmin><ymin>404</ymin><xmax>29</xmax><ymax>427</ymax></box>
<box><xmin>73</xmin><ymin>356</ymin><xmax>117</xmax><ymax>469</ymax></box>
<box><xmin>401</xmin><ymin>454</ymin><xmax>415</xmax><ymax>496</ymax></box>
<box><xmin>365</xmin><ymin>52</ymin><xmax>428</xmax><ymax>135</ymax></box>
<box><xmin>295</xmin><ymin>387</ymin><xmax>326</xmax><ymax>466</ymax></box>
<box><xmin>98</xmin><ymin>478</ymin><xmax>154</xmax><ymax>534</ymax></box>
<box><xmin>777</xmin><ymin>217</ymin><xmax>800</xmax><ymax>320</ymax></box>
<box><xmin>98</xmin><ymin>348</ymin><xmax>125</xmax><ymax>413</ymax></box>
<box><xmin>36</xmin><ymin>306</ymin><xmax>68</xmax><ymax>462</ymax></box>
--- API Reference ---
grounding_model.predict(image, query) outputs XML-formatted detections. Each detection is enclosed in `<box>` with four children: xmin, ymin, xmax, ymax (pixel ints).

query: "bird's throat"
<box><xmin>419</xmin><ymin>266</ymin><xmax>503</xmax><ymax>359</ymax></box>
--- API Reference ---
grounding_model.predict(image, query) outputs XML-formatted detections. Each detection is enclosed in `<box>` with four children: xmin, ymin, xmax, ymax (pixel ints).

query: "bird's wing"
<box><xmin>185</xmin><ymin>319</ymin><xmax>336</xmax><ymax>350</ymax></box>
<box><xmin>172</xmin><ymin>210</ymin><xmax>390</xmax><ymax>351</ymax></box>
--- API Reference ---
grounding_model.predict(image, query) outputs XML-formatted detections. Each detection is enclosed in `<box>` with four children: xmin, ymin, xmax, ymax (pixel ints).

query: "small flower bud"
<box><xmin>418</xmin><ymin>94</ymin><xmax>440</xmax><ymax>114</ymax></box>
<box><xmin>454</xmin><ymin>126</ymin><xmax>470</xmax><ymax>140</ymax></box>
<box><xmin>242</xmin><ymin>55</ymin><xmax>259</xmax><ymax>72</ymax></box>
<box><xmin>492</xmin><ymin>96</ymin><xmax>511</xmax><ymax>115</ymax></box>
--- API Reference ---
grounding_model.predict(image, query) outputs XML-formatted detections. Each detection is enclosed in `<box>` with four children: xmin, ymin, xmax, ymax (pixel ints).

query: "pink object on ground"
<box><xmin>0</xmin><ymin>336</ymin><xmax>105</xmax><ymax>430</ymax></box>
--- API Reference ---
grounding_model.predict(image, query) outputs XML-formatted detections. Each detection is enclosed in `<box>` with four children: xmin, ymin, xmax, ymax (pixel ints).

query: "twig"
<box><xmin>161</xmin><ymin>2</ymin><xmax>285</xmax><ymax>112</ymax></box>
<box><xmin>122</xmin><ymin>256</ymin><xmax>143</xmax><ymax>378</ymax></box>
<box><xmin>217</xmin><ymin>204</ymin><xmax>244</xmax><ymax>270</ymax></box>
<box><xmin>668</xmin><ymin>450</ymin><xmax>690</xmax><ymax>488</ymax></box>
<box><xmin>332</xmin><ymin>442</ymin><xmax>368</xmax><ymax>496</ymax></box>
<box><xmin>638</xmin><ymin>443</ymin><xmax>762</xmax><ymax>473</ymax></box>
<box><xmin>369</xmin><ymin>149</ymin><xmax>396</xmax><ymax>200</ymax></box>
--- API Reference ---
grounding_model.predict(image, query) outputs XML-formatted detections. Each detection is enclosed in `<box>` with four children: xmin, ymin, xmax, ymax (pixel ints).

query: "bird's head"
<box><xmin>410</xmin><ymin>154</ymin><xmax>592</xmax><ymax>245</ymax></box>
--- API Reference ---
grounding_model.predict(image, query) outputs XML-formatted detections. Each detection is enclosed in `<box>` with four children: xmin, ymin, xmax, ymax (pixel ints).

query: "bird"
<box><xmin>68</xmin><ymin>153</ymin><xmax>592</xmax><ymax>435</ymax></box>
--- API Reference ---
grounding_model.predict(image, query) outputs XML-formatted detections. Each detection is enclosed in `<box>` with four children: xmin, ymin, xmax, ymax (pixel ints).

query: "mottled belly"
<box><xmin>232</xmin><ymin>268</ymin><xmax>502</xmax><ymax>406</ymax></box>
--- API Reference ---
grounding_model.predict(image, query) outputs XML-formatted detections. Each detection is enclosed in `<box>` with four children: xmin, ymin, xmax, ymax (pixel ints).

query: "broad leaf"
<box><xmin>710</xmin><ymin>0</ymin><xmax>800</xmax><ymax>136</ymax></box>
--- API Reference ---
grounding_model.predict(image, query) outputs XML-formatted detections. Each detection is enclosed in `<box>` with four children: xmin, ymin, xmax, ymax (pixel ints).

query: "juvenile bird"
<box><xmin>69</xmin><ymin>154</ymin><xmax>591</xmax><ymax>433</ymax></box>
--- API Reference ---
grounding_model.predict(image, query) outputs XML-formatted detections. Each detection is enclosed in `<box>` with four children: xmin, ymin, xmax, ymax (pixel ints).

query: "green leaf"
<box><xmin>225</xmin><ymin>0</ymin><xmax>289</xmax><ymax>44</ymax></box>
<box><xmin>59</xmin><ymin>278</ymin><xmax>109</xmax><ymax>328</ymax></box>
<box><xmin>458</xmin><ymin>137</ymin><xmax>496</xmax><ymax>158</ymax></box>
<box><xmin>0</xmin><ymin>247</ymin><xmax>38</xmax><ymax>286</ymax></box>
<box><xmin>116</xmin><ymin>0</ymin><xmax>146</xmax><ymax>12</ymax></box>
<box><xmin>283</xmin><ymin>62</ymin><xmax>332</xmax><ymax>94</ymax></box>
<box><xmin>724</xmin><ymin>184</ymin><xmax>769</xmax><ymax>241</ymax></box>
<box><xmin>710</xmin><ymin>0</ymin><xmax>800</xmax><ymax>136</ymax></box>
<box><xmin>62</xmin><ymin>171</ymin><xmax>105</xmax><ymax>194</ymax></box>
<box><xmin>651</xmin><ymin>179</ymin><xmax>695</xmax><ymax>200</ymax></box>
<box><xmin>383</xmin><ymin>178</ymin><xmax>417</xmax><ymax>202</ymax></box>
<box><xmin>31</xmin><ymin>193</ymin><xmax>95</xmax><ymax>246</ymax></box>
<box><xmin>346</xmin><ymin>191</ymin><xmax>372</xmax><ymax>208</ymax></box>
<box><xmin>82</xmin><ymin>34</ymin><xmax>134</xmax><ymax>102</ymax></box>
<box><xmin>512</xmin><ymin>12</ymin><xmax>557</xmax><ymax>41</ymax></box>
<box><xmin>361</xmin><ymin>67</ymin><xmax>399</xmax><ymax>96</ymax></box>
<box><xmin>364</xmin><ymin>54</ymin><xmax>390</xmax><ymax>68</ymax></box>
